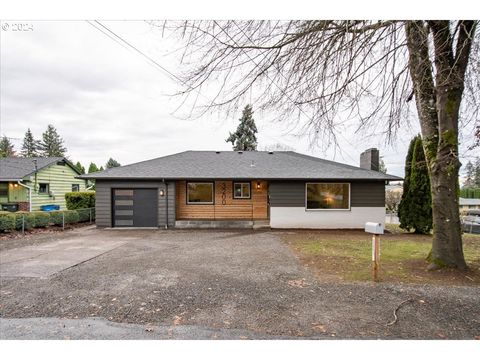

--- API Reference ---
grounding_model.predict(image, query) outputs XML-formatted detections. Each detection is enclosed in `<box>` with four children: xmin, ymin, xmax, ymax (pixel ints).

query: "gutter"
<box><xmin>17</xmin><ymin>181</ymin><xmax>33</xmax><ymax>212</ymax></box>
<box><xmin>163</xmin><ymin>178</ymin><xmax>168</xmax><ymax>229</ymax></box>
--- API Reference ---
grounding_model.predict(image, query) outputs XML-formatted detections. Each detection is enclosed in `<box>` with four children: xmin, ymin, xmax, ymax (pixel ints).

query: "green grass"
<box><xmin>283</xmin><ymin>229</ymin><xmax>480</xmax><ymax>284</ymax></box>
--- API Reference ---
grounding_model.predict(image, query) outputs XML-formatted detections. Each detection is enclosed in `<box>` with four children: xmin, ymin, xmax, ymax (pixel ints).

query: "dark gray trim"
<box><xmin>232</xmin><ymin>181</ymin><xmax>252</xmax><ymax>199</ymax></box>
<box><xmin>269</xmin><ymin>181</ymin><xmax>385</xmax><ymax>208</ymax></box>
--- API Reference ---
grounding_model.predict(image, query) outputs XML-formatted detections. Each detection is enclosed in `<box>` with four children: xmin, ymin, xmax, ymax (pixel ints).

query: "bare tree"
<box><xmin>164</xmin><ymin>20</ymin><xmax>478</xmax><ymax>269</ymax></box>
<box><xmin>386</xmin><ymin>189</ymin><xmax>402</xmax><ymax>213</ymax></box>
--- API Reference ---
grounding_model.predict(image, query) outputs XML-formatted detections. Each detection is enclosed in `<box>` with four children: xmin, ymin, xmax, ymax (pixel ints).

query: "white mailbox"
<box><xmin>365</xmin><ymin>222</ymin><xmax>384</xmax><ymax>235</ymax></box>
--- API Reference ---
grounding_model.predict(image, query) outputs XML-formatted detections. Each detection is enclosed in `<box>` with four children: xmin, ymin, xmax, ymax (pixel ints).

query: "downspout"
<box><xmin>17</xmin><ymin>181</ymin><xmax>33</xmax><ymax>212</ymax></box>
<box><xmin>162</xmin><ymin>179</ymin><xmax>168</xmax><ymax>229</ymax></box>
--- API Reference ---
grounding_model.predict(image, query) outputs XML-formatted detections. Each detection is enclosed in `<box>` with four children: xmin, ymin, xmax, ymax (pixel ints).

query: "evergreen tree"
<box><xmin>0</xmin><ymin>136</ymin><xmax>15</xmax><ymax>157</ymax></box>
<box><xmin>39</xmin><ymin>124</ymin><xmax>67</xmax><ymax>157</ymax></box>
<box><xmin>20</xmin><ymin>128</ymin><xmax>40</xmax><ymax>157</ymax></box>
<box><xmin>226</xmin><ymin>105</ymin><xmax>258</xmax><ymax>151</ymax></box>
<box><xmin>99</xmin><ymin>166</ymin><xmax>104</xmax><ymax>171</ymax></box>
<box><xmin>379</xmin><ymin>157</ymin><xmax>387</xmax><ymax>174</ymax></box>
<box><xmin>75</xmin><ymin>161</ymin><xmax>85</xmax><ymax>174</ymax></box>
<box><xmin>463</xmin><ymin>161</ymin><xmax>475</xmax><ymax>187</ymax></box>
<box><xmin>398</xmin><ymin>135</ymin><xmax>432</xmax><ymax>234</ymax></box>
<box><xmin>88</xmin><ymin>162</ymin><xmax>99</xmax><ymax>173</ymax></box>
<box><xmin>474</xmin><ymin>157</ymin><xmax>480</xmax><ymax>187</ymax></box>
<box><xmin>106</xmin><ymin>158</ymin><xmax>121</xmax><ymax>168</ymax></box>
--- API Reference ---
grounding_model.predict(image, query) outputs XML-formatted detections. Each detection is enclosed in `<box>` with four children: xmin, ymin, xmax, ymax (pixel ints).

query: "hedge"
<box><xmin>0</xmin><ymin>213</ymin><xmax>16</xmax><ymax>232</ymax></box>
<box><xmin>65</xmin><ymin>191</ymin><xmax>95</xmax><ymax>210</ymax></box>
<box><xmin>1</xmin><ymin>209</ymin><xmax>90</xmax><ymax>232</ymax></box>
<box><xmin>32</xmin><ymin>211</ymin><xmax>50</xmax><ymax>228</ymax></box>
<box><xmin>76</xmin><ymin>208</ymin><xmax>95</xmax><ymax>222</ymax></box>
<box><xmin>14</xmin><ymin>211</ymin><xmax>35</xmax><ymax>231</ymax></box>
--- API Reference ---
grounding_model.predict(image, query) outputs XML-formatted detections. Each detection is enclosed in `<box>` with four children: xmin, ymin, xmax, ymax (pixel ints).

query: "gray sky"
<box><xmin>0</xmin><ymin>20</ymin><xmax>476</xmax><ymax>177</ymax></box>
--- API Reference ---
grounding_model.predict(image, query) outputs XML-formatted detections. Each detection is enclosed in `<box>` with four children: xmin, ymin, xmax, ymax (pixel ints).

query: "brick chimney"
<box><xmin>360</xmin><ymin>148</ymin><xmax>380</xmax><ymax>171</ymax></box>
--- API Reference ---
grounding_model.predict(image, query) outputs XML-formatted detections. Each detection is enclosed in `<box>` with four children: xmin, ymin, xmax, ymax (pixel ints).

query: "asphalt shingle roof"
<box><xmin>79</xmin><ymin>151</ymin><xmax>401</xmax><ymax>181</ymax></box>
<box><xmin>0</xmin><ymin>157</ymin><xmax>66</xmax><ymax>180</ymax></box>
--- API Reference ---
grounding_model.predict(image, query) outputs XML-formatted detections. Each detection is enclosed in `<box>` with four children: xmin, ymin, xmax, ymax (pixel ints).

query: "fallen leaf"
<box><xmin>173</xmin><ymin>315</ymin><xmax>183</xmax><ymax>325</ymax></box>
<box><xmin>311</xmin><ymin>323</ymin><xmax>327</xmax><ymax>333</ymax></box>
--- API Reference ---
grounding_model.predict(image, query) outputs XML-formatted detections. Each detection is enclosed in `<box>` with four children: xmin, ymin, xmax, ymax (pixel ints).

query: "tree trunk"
<box><xmin>405</xmin><ymin>21</ymin><xmax>475</xmax><ymax>270</ymax></box>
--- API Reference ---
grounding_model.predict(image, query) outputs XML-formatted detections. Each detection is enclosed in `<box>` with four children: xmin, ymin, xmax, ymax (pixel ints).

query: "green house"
<box><xmin>0</xmin><ymin>157</ymin><xmax>88</xmax><ymax>211</ymax></box>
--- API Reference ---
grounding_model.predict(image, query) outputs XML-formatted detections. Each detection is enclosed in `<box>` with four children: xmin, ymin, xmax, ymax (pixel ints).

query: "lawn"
<box><xmin>281</xmin><ymin>225</ymin><xmax>480</xmax><ymax>285</ymax></box>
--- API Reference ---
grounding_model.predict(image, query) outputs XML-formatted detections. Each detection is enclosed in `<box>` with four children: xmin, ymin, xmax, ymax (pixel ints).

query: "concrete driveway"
<box><xmin>1</xmin><ymin>227</ymin><xmax>479</xmax><ymax>339</ymax></box>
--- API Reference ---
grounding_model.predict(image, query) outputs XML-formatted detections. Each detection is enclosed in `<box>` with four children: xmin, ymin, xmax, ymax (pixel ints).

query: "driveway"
<box><xmin>1</xmin><ymin>227</ymin><xmax>479</xmax><ymax>339</ymax></box>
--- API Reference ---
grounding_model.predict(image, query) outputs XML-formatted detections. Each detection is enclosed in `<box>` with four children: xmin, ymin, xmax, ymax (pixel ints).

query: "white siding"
<box><xmin>270</xmin><ymin>206</ymin><xmax>385</xmax><ymax>229</ymax></box>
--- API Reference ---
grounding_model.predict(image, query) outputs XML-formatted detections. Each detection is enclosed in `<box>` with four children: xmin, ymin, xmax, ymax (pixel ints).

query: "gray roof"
<box><xmin>80</xmin><ymin>151</ymin><xmax>401</xmax><ymax>181</ymax></box>
<box><xmin>0</xmin><ymin>157</ymin><xmax>72</xmax><ymax>181</ymax></box>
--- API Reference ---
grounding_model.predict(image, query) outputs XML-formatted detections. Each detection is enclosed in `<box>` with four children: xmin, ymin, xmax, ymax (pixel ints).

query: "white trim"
<box><xmin>186</xmin><ymin>182</ymin><xmax>214</xmax><ymax>205</ymax></box>
<box><xmin>305</xmin><ymin>182</ymin><xmax>351</xmax><ymax>211</ymax></box>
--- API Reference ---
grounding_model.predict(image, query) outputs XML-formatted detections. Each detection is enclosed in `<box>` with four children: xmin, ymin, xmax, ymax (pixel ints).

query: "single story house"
<box><xmin>459</xmin><ymin>197</ymin><xmax>480</xmax><ymax>212</ymax></box>
<box><xmin>80</xmin><ymin>148</ymin><xmax>401</xmax><ymax>229</ymax></box>
<box><xmin>0</xmin><ymin>157</ymin><xmax>88</xmax><ymax>211</ymax></box>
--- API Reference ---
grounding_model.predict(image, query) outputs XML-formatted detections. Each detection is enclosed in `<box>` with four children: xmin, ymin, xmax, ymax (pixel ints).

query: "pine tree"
<box><xmin>106</xmin><ymin>158</ymin><xmax>121</xmax><ymax>168</ymax></box>
<box><xmin>20</xmin><ymin>128</ymin><xmax>40</xmax><ymax>157</ymax></box>
<box><xmin>39</xmin><ymin>124</ymin><xmax>67</xmax><ymax>157</ymax></box>
<box><xmin>226</xmin><ymin>105</ymin><xmax>258</xmax><ymax>151</ymax></box>
<box><xmin>398</xmin><ymin>135</ymin><xmax>432</xmax><ymax>234</ymax></box>
<box><xmin>463</xmin><ymin>161</ymin><xmax>475</xmax><ymax>187</ymax></box>
<box><xmin>75</xmin><ymin>161</ymin><xmax>85</xmax><ymax>174</ymax></box>
<box><xmin>88</xmin><ymin>162</ymin><xmax>99</xmax><ymax>173</ymax></box>
<box><xmin>379</xmin><ymin>157</ymin><xmax>387</xmax><ymax>174</ymax></box>
<box><xmin>0</xmin><ymin>136</ymin><xmax>15</xmax><ymax>157</ymax></box>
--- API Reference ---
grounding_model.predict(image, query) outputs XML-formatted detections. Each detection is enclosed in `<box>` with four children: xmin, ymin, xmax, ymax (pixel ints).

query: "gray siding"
<box><xmin>269</xmin><ymin>181</ymin><xmax>385</xmax><ymax>207</ymax></box>
<box><xmin>95</xmin><ymin>180</ymin><xmax>175</xmax><ymax>228</ymax></box>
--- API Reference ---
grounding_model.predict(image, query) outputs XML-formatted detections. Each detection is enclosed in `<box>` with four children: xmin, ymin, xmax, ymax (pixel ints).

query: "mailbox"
<box><xmin>365</xmin><ymin>222</ymin><xmax>384</xmax><ymax>235</ymax></box>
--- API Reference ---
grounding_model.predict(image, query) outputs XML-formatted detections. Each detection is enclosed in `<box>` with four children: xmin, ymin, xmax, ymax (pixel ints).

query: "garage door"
<box><xmin>112</xmin><ymin>189</ymin><xmax>158</xmax><ymax>227</ymax></box>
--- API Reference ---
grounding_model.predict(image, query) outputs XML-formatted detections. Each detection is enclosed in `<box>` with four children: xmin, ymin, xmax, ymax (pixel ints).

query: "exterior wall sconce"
<box><xmin>256</xmin><ymin>182</ymin><xmax>261</xmax><ymax>190</ymax></box>
<box><xmin>159</xmin><ymin>189</ymin><xmax>165</xmax><ymax>197</ymax></box>
<box><xmin>13</xmin><ymin>183</ymin><xmax>18</xmax><ymax>188</ymax></box>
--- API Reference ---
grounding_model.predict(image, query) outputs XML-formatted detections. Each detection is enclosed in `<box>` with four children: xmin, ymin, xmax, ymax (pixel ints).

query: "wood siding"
<box><xmin>269</xmin><ymin>181</ymin><xmax>385</xmax><ymax>208</ymax></box>
<box><xmin>175</xmin><ymin>180</ymin><xmax>268</xmax><ymax>220</ymax></box>
<box><xmin>95</xmin><ymin>180</ymin><xmax>175</xmax><ymax>228</ymax></box>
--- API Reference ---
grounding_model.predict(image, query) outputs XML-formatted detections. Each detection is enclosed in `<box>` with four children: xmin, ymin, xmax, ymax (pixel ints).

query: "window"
<box><xmin>306</xmin><ymin>183</ymin><xmax>350</xmax><ymax>210</ymax></box>
<box><xmin>38</xmin><ymin>183</ymin><xmax>49</xmax><ymax>194</ymax></box>
<box><xmin>233</xmin><ymin>182</ymin><xmax>251</xmax><ymax>199</ymax></box>
<box><xmin>0</xmin><ymin>183</ymin><xmax>7</xmax><ymax>197</ymax></box>
<box><xmin>187</xmin><ymin>182</ymin><xmax>214</xmax><ymax>204</ymax></box>
<box><xmin>72</xmin><ymin>184</ymin><xmax>80</xmax><ymax>192</ymax></box>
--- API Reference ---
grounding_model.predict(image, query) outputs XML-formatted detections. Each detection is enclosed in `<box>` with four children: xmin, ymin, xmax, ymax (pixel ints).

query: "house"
<box><xmin>80</xmin><ymin>148</ymin><xmax>401</xmax><ymax>229</ymax></box>
<box><xmin>0</xmin><ymin>157</ymin><xmax>88</xmax><ymax>211</ymax></box>
<box><xmin>459</xmin><ymin>197</ymin><xmax>480</xmax><ymax>212</ymax></box>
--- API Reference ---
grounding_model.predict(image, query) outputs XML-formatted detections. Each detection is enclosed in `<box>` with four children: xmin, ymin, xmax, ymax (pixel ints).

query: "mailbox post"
<box><xmin>365</xmin><ymin>222</ymin><xmax>384</xmax><ymax>282</ymax></box>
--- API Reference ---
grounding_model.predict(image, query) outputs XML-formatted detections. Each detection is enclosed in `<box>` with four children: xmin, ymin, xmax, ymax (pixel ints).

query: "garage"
<box><xmin>112</xmin><ymin>188</ymin><xmax>158</xmax><ymax>227</ymax></box>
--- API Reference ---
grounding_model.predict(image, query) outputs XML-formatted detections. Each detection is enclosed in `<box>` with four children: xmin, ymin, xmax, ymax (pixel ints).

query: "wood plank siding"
<box><xmin>175</xmin><ymin>180</ymin><xmax>268</xmax><ymax>220</ymax></box>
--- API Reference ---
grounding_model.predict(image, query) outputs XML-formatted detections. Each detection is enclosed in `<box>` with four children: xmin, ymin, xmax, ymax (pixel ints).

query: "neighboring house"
<box><xmin>0</xmin><ymin>157</ymin><xmax>88</xmax><ymax>211</ymax></box>
<box><xmin>80</xmin><ymin>148</ymin><xmax>401</xmax><ymax>229</ymax></box>
<box><xmin>459</xmin><ymin>197</ymin><xmax>480</xmax><ymax>212</ymax></box>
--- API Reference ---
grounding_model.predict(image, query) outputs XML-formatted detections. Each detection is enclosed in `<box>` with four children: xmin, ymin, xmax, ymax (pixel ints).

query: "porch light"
<box><xmin>159</xmin><ymin>189</ymin><xmax>165</xmax><ymax>197</ymax></box>
<box><xmin>13</xmin><ymin>184</ymin><xmax>18</xmax><ymax>188</ymax></box>
<box><xmin>256</xmin><ymin>182</ymin><xmax>261</xmax><ymax>190</ymax></box>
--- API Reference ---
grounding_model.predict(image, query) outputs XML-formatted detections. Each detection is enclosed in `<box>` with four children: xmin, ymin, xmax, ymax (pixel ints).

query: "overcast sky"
<box><xmin>0</xmin><ymin>20</ymin><xmax>476</xmax><ymax>178</ymax></box>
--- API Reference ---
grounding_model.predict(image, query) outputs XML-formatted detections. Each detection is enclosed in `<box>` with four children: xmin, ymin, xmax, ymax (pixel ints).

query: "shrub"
<box><xmin>0</xmin><ymin>213</ymin><xmax>15</xmax><ymax>232</ymax></box>
<box><xmin>76</xmin><ymin>208</ymin><xmax>95</xmax><ymax>222</ymax></box>
<box><xmin>65</xmin><ymin>192</ymin><xmax>95</xmax><ymax>210</ymax></box>
<box><xmin>14</xmin><ymin>211</ymin><xmax>35</xmax><ymax>231</ymax></box>
<box><xmin>32</xmin><ymin>211</ymin><xmax>51</xmax><ymax>228</ymax></box>
<box><xmin>49</xmin><ymin>211</ymin><xmax>63</xmax><ymax>226</ymax></box>
<box><xmin>49</xmin><ymin>210</ymin><xmax>80</xmax><ymax>226</ymax></box>
<box><xmin>64</xmin><ymin>210</ymin><xmax>80</xmax><ymax>224</ymax></box>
